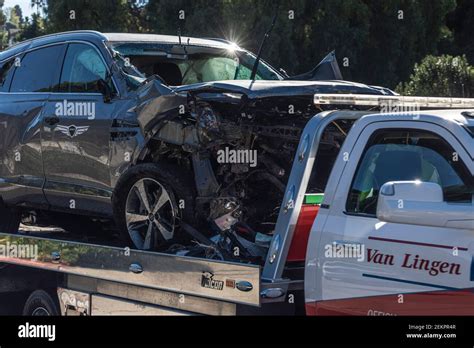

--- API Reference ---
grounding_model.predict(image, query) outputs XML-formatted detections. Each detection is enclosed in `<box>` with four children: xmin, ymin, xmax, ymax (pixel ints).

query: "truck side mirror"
<box><xmin>376</xmin><ymin>181</ymin><xmax>474</xmax><ymax>230</ymax></box>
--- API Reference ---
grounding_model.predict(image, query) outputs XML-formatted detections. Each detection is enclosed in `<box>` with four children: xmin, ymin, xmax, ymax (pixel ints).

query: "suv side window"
<box><xmin>59</xmin><ymin>43</ymin><xmax>108</xmax><ymax>93</ymax></box>
<box><xmin>10</xmin><ymin>45</ymin><xmax>65</xmax><ymax>92</ymax></box>
<box><xmin>346</xmin><ymin>129</ymin><xmax>473</xmax><ymax>216</ymax></box>
<box><xmin>0</xmin><ymin>58</ymin><xmax>16</xmax><ymax>92</ymax></box>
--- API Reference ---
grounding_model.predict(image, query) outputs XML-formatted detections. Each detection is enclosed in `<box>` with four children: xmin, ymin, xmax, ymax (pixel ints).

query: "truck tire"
<box><xmin>0</xmin><ymin>199</ymin><xmax>21</xmax><ymax>233</ymax></box>
<box><xmin>113</xmin><ymin>162</ymin><xmax>196</xmax><ymax>250</ymax></box>
<box><xmin>22</xmin><ymin>290</ymin><xmax>60</xmax><ymax>316</ymax></box>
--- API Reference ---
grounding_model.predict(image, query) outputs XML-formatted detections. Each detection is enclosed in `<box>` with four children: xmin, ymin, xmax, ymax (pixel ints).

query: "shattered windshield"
<box><xmin>110</xmin><ymin>49</ymin><xmax>146</xmax><ymax>89</ymax></box>
<box><xmin>176</xmin><ymin>51</ymin><xmax>282</xmax><ymax>84</ymax></box>
<box><xmin>111</xmin><ymin>42</ymin><xmax>283</xmax><ymax>86</ymax></box>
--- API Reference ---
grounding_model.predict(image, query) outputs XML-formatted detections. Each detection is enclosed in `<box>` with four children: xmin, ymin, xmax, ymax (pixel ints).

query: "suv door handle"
<box><xmin>44</xmin><ymin>116</ymin><xmax>60</xmax><ymax>126</ymax></box>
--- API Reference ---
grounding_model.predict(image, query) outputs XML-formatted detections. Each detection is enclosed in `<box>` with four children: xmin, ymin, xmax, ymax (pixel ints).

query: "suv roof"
<box><xmin>0</xmin><ymin>30</ymin><xmax>108</xmax><ymax>61</ymax></box>
<box><xmin>0</xmin><ymin>31</ymin><xmax>239</xmax><ymax>62</ymax></box>
<box><xmin>104</xmin><ymin>33</ymin><xmax>238</xmax><ymax>50</ymax></box>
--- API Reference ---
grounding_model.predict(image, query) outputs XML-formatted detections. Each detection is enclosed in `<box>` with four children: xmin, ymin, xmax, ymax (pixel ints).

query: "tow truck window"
<box><xmin>346</xmin><ymin>129</ymin><xmax>474</xmax><ymax>216</ymax></box>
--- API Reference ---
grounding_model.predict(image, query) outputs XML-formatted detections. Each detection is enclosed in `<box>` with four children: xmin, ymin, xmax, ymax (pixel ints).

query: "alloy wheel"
<box><xmin>125</xmin><ymin>178</ymin><xmax>176</xmax><ymax>250</ymax></box>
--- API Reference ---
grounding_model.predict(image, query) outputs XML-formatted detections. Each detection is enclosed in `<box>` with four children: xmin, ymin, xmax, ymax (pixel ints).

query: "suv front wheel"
<box><xmin>113</xmin><ymin>163</ymin><xmax>196</xmax><ymax>250</ymax></box>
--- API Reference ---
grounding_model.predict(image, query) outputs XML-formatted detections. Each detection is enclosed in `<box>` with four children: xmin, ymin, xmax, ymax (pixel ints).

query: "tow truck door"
<box><xmin>307</xmin><ymin>119</ymin><xmax>474</xmax><ymax>315</ymax></box>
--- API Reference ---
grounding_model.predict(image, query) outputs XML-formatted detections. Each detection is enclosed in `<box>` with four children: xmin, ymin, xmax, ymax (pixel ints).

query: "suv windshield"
<box><xmin>111</xmin><ymin>42</ymin><xmax>283</xmax><ymax>86</ymax></box>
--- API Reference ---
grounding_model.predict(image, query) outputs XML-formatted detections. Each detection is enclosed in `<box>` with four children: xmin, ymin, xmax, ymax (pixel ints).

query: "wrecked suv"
<box><xmin>0</xmin><ymin>31</ymin><xmax>395</xmax><ymax>259</ymax></box>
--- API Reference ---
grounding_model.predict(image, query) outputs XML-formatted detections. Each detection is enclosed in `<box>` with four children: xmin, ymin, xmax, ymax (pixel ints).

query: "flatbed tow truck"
<box><xmin>1</xmin><ymin>94</ymin><xmax>473</xmax><ymax>316</ymax></box>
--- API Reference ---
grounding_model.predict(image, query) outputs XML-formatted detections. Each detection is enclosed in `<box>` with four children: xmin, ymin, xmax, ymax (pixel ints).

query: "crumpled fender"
<box><xmin>287</xmin><ymin>51</ymin><xmax>343</xmax><ymax>81</ymax></box>
<box><xmin>135</xmin><ymin>79</ymin><xmax>188</xmax><ymax>137</ymax></box>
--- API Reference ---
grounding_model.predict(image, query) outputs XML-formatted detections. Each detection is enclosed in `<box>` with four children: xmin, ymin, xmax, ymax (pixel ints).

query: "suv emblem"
<box><xmin>56</xmin><ymin>125</ymin><xmax>89</xmax><ymax>138</ymax></box>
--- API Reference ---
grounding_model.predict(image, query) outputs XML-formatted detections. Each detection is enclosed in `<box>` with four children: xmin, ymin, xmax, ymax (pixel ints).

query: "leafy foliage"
<box><xmin>19</xmin><ymin>13</ymin><xmax>46</xmax><ymax>40</ymax></box>
<box><xmin>131</xmin><ymin>0</ymin><xmax>457</xmax><ymax>87</ymax></box>
<box><xmin>45</xmin><ymin>0</ymin><xmax>139</xmax><ymax>32</ymax></box>
<box><xmin>0</xmin><ymin>0</ymin><xmax>7</xmax><ymax>49</ymax></box>
<box><xmin>0</xmin><ymin>0</ymin><xmax>472</xmax><ymax>93</ymax></box>
<box><xmin>396</xmin><ymin>55</ymin><xmax>474</xmax><ymax>97</ymax></box>
<box><xmin>446</xmin><ymin>0</ymin><xmax>474</xmax><ymax>65</ymax></box>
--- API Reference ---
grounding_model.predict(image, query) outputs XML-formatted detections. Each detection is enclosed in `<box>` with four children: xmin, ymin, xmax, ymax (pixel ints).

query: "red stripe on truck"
<box><xmin>306</xmin><ymin>289</ymin><xmax>474</xmax><ymax>316</ymax></box>
<box><xmin>287</xmin><ymin>205</ymin><xmax>320</xmax><ymax>262</ymax></box>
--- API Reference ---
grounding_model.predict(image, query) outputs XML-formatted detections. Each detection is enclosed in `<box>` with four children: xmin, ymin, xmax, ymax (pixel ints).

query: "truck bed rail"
<box><xmin>0</xmin><ymin>232</ymin><xmax>261</xmax><ymax>306</ymax></box>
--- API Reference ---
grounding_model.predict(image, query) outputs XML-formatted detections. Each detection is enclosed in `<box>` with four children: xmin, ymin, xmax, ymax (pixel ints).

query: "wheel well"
<box><xmin>112</xmin><ymin>160</ymin><xmax>196</xmax><ymax>210</ymax></box>
<box><xmin>136</xmin><ymin>138</ymin><xmax>193</xmax><ymax>169</ymax></box>
<box><xmin>115</xmin><ymin>145</ymin><xmax>194</xmax><ymax>204</ymax></box>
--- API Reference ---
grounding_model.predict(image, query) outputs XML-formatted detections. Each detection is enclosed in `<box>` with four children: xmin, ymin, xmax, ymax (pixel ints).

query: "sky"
<box><xmin>3</xmin><ymin>0</ymin><xmax>38</xmax><ymax>20</ymax></box>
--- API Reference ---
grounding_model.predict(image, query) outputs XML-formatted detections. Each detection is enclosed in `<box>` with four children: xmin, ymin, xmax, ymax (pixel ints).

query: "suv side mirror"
<box><xmin>376</xmin><ymin>181</ymin><xmax>474</xmax><ymax>230</ymax></box>
<box><xmin>97</xmin><ymin>78</ymin><xmax>114</xmax><ymax>103</ymax></box>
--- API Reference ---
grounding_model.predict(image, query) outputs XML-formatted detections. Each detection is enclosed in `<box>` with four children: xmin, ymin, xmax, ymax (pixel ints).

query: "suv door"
<box><xmin>41</xmin><ymin>42</ymin><xmax>118</xmax><ymax>216</ymax></box>
<box><xmin>0</xmin><ymin>45</ymin><xmax>66</xmax><ymax>207</ymax></box>
<box><xmin>311</xmin><ymin>121</ymin><xmax>474</xmax><ymax>315</ymax></box>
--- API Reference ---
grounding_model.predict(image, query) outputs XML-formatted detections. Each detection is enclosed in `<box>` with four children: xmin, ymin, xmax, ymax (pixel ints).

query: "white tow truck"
<box><xmin>0</xmin><ymin>94</ymin><xmax>473</xmax><ymax>316</ymax></box>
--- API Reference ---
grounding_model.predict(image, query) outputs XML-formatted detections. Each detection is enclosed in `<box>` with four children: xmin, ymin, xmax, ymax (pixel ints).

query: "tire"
<box><xmin>22</xmin><ymin>289</ymin><xmax>60</xmax><ymax>316</ymax></box>
<box><xmin>0</xmin><ymin>199</ymin><xmax>21</xmax><ymax>233</ymax></box>
<box><xmin>113</xmin><ymin>162</ymin><xmax>196</xmax><ymax>250</ymax></box>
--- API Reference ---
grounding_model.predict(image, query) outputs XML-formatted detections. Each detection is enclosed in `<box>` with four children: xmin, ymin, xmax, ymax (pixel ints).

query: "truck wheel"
<box><xmin>23</xmin><ymin>290</ymin><xmax>60</xmax><ymax>316</ymax></box>
<box><xmin>113</xmin><ymin>163</ymin><xmax>196</xmax><ymax>250</ymax></box>
<box><xmin>0</xmin><ymin>199</ymin><xmax>21</xmax><ymax>233</ymax></box>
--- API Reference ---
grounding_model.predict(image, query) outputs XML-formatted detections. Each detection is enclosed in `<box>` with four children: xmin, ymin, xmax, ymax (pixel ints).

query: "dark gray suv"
<box><xmin>0</xmin><ymin>31</ymin><xmax>393</xmax><ymax>251</ymax></box>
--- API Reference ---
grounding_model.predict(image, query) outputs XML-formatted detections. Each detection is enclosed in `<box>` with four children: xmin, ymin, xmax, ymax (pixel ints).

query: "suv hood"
<box><xmin>172</xmin><ymin>50</ymin><xmax>395</xmax><ymax>98</ymax></box>
<box><xmin>173</xmin><ymin>79</ymin><xmax>396</xmax><ymax>99</ymax></box>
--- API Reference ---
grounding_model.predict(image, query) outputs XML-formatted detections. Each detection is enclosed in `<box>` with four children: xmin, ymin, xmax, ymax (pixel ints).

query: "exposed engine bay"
<box><xmin>109</xmin><ymin>40</ymin><xmax>393</xmax><ymax>263</ymax></box>
<box><xmin>139</xmin><ymin>88</ymin><xmax>356</xmax><ymax>263</ymax></box>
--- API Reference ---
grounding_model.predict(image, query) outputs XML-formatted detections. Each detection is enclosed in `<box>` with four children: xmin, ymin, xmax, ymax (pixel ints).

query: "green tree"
<box><xmin>11</xmin><ymin>5</ymin><xmax>24</xmax><ymax>26</ymax></box>
<box><xmin>31</xmin><ymin>0</ymin><xmax>47</xmax><ymax>13</ymax></box>
<box><xmin>20</xmin><ymin>12</ymin><xmax>46</xmax><ymax>40</ymax></box>
<box><xmin>15</xmin><ymin>0</ymin><xmax>459</xmax><ymax>90</ymax></box>
<box><xmin>0</xmin><ymin>0</ymin><xmax>6</xmax><ymax>45</ymax></box>
<box><xmin>143</xmin><ymin>0</ymin><xmax>455</xmax><ymax>88</ymax></box>
<box><xmin>288</xmin><ymin>0</ymin><xmax>456</xmax><ymax>87</ymax></box>
<box><xmin>348</xmin><ymin>0</ymin><xmax>456</xmax><ymax>88</ymax></box>
<box><xmin>446</xmin><ymin>0</ymin><xmax>474</xmax><ymax>65</ymax></box>
<box><xmin>44</xmin><ymin>0</ymin><xmax>138</xmax><ymax>33</ymax></box>
<box><xmin>396</xmin><ymin>55</ymin><xmax>474</xmax><ymax>97</ymax></box>
<box><xmin>290</xmin><ymin>0</ymin><xmax>371</xmax><ymax>80</ymax></box>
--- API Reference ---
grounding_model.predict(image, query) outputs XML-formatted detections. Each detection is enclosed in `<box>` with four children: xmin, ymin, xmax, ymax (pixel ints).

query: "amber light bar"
<box><xmin>314</xmin><ymin>94</ymin><xmax>474</xmax><ymax>109</ymax></box>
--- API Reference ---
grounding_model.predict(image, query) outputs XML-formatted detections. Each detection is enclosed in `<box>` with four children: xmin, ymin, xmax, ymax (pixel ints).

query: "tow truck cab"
<box><xmin>292</xmin><ymin>100</ymin><xmax>474</xmax><ymax>315</ymax></box>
